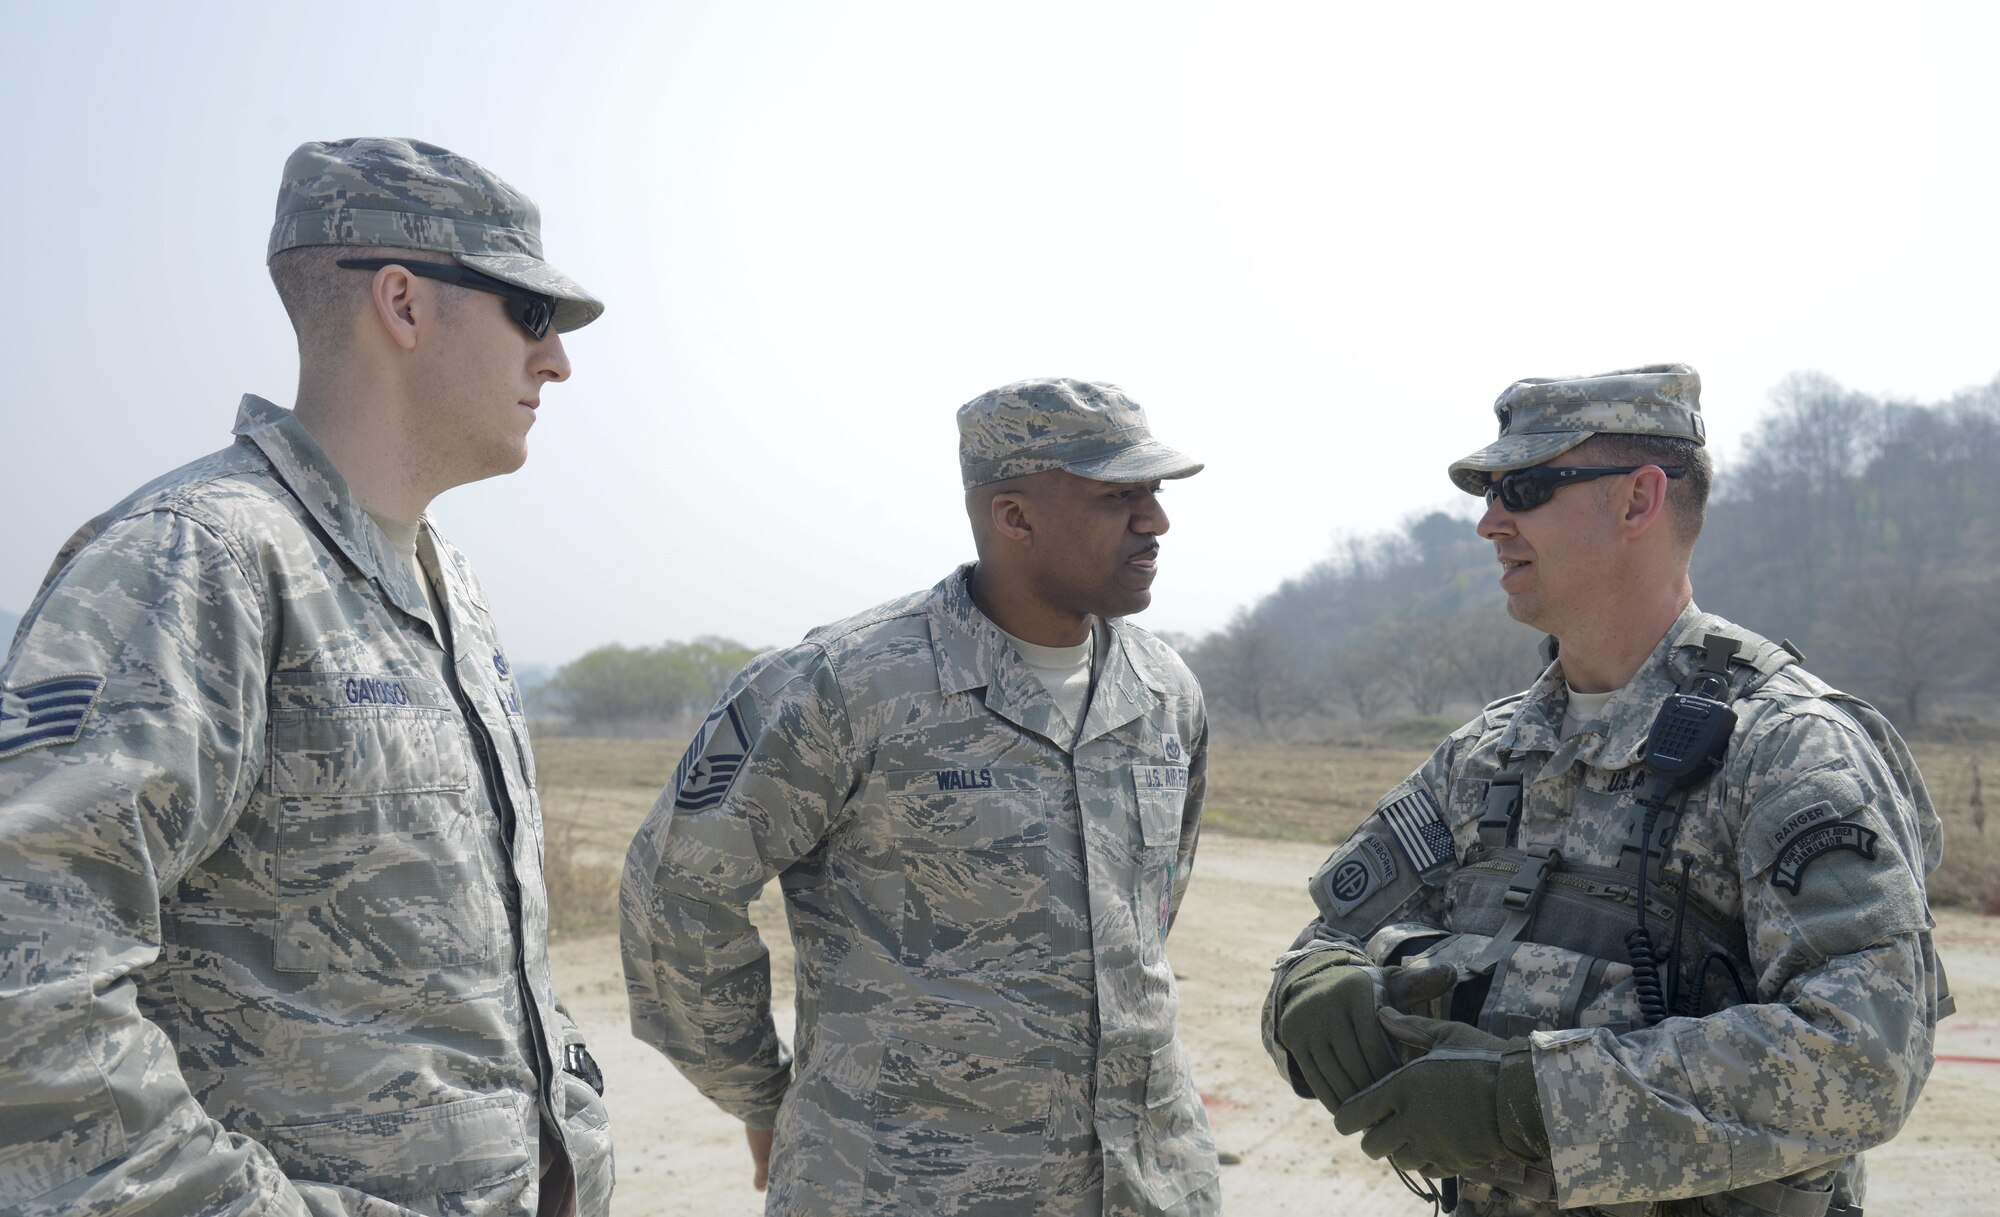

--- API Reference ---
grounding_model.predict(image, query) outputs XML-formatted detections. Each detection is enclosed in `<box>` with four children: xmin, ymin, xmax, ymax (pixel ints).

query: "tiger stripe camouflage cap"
<box><xmin>268</xmin><ymin>137</ymin><xmax>604</xmax><ymax>332</ymax></box>
<box><xmin>957</xmin><ymin>378</ymin><xmax>1202</xmax><ymax>489</ymax></box>
<box><xmin>1448</xmin><ymin>363</ymin><xmax>1706</xmax><ymax>495</ymax></box>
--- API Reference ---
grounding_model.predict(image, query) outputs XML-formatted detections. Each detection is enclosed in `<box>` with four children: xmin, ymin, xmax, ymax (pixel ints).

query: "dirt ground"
<box><xmin>551</xmin><ymin>833</ymin><xmax>2000</xmax><ymax>1216</ymax></box>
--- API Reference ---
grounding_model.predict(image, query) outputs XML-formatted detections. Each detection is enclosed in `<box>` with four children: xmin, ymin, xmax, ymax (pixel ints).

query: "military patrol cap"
<box><xmin>1448</xmin><ymin>363</ymin><xmax>1706</xmax><ymax>496</ymax></box>
<box><xmin>268</xmin><ymin>137</ymin><xmax>604</xmax><ymax>333</ymax></box>
<box><xmin>957</xmin><ymin>378</ymin><xmax>1203</xmax><ymax>489</ymax></box>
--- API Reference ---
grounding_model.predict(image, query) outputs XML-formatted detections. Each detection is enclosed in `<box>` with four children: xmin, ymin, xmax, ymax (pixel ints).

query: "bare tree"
<box><xmin>1187</xmin><ymin>611</ymin><xmax>1322</xmax><ymax>732</ymax></box>
<box><xmin>1819</xmin><ymin>564</ymin><xmax>1977</xmax><ymax>728</ymax></box>
<box><xmin>1443</xmin><ymin>605</ymin><xmax>1544</xmax><ymax>705</ymax></box>
<box><xmin>1375</xmin><ymin>614</ymin><xmax>1458</xmax><ymax>716</ymax></box>
<box><xmin>1329</xmin><ymin>644</ymin><xmax>1394</xmax><ymax>723</ymax></box>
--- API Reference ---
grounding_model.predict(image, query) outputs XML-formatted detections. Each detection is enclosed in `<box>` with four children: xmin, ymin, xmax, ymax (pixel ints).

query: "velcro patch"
<box><xmin>1322</xmin><ymin>858</ymin><xmax>1375</xmax><ymax>914</ymax></box>
<box><xmin>1773</xmin><ymin>822</ymin><xmax>1879</xmax><ymax>895</ymax></box>
<box><xmin>0</xmin><ymin>674</ymin><xmax>106</xmax><ymax>759</ymax></box>
<box><xmin>1770</xmin><ymin>799</ymin><xmax>1842</xmax><ymax>855</ymax></box>
<box><xmin>1380</xmin><ymin>787</ymin><xmax>1455</xmax><ymax>878</ymax></box>
<box><xmin>1315</xmin><ymin>834</ymin><xmax>1400</xmax><ymax>917</ymax></box>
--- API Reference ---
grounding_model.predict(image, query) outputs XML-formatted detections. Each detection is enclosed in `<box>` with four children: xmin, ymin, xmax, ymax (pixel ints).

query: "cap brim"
<box><xmin>457</xmin><ymin>253</ymin><xmax>604</xmax><ymax>332</ymax></box>
<box><xmin>1447</xmin><ymin>431</ymin><xmax>1592</xmax><ymax>495</ymax></box>
<box><xmin>1065</xmin><ymin>439</ymin><xmax>1203</xmax><ymax>484</ymax></box>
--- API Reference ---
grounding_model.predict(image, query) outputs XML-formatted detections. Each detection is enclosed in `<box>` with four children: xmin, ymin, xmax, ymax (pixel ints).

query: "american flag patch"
<box><xmin>1380</xmin><ymin>787</ymin><xmax>1454</xmax><ymax>875</ymax></box>
<box><xmin>0</xmin><ymin>674</ymin><xmax>106</xmax><ymax>759</ymax></box>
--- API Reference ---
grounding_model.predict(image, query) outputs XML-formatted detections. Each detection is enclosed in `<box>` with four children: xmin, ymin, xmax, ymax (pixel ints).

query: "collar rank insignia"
<box><xmin>492</xmin><ymin>651</ymin><xmax>523</xmax><ymax>715</ymax></box>
<box><xmin>0</xmin><ymin>674</ymin><xmax>106</xmax><ymax>759</ymax></box>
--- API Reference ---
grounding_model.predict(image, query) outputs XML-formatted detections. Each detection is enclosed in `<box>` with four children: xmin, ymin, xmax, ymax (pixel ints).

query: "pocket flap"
<box><xmin>260</xmin><ymin>1092</ymin><xmax>532</xmax><ymax>1202</ymax></box>
<box><xmin>270</xmin><ymin>704</ymin><xmax>473</xmax><ymax>797</ymax></box>
<box><xmin>877</xmin><ymin>1038</ymin><xmax>1053</xmax><ymax>1123</ymax></box>
<box><xmin>1132</xmin><ymin>766</ymin><xmax>1188</xmax><ymax>848</ymax></box>
<box><xmin>887</xmin><ymin>769</ymin><xmax>1047</xmax><ymax>850</ymax></box>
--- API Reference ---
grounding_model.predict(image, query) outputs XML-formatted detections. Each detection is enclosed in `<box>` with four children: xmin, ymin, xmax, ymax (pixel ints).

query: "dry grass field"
<box><xmin>535</xmin><ymin>730</ymin><xmax>2000</xmax><ymax>1215</ymax></box>
<box><xmin>537</xmin><ymin>727</ymin><xmax>2000</xmax><ymax>936</ymax></box>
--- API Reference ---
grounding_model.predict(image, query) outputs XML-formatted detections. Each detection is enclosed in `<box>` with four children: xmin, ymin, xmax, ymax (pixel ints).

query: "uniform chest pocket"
<box><xmin>1130</xmin><ymin>766</ymin><xmax>1188</xmax><ymax>965</ymax></box>
<box><xmin>1132</xmin><ymin>766</ymin><xmax>1188</xmax><ymax>849</ymax></box>
<box><xmin>886</xmin><ymin>770</ymin><xmax>1051</xmax><ymax>976</ymax></box>
<box><xmin>266</xmin><ymin>687</ymin><xmax>506</xmax><ymax>974</ymax></box>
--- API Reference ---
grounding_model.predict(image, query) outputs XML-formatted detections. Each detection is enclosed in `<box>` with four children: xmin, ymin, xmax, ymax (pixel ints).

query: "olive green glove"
<box><xmin>1331</xmin><ymin>1009</ymin><xmax>1548</xmax><ymax>1179</ymax></box>
<box><xmin>1273</xmin><ymin>954</ymin><xmax>1456</xmax><ymax>1116</ymax></box>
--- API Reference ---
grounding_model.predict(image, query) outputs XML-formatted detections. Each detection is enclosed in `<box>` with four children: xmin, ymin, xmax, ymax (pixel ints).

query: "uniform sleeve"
<box><xmin>0</xmin><ymin>511</ymin><xmax>306</xmax><ymax>1216</ymax></box>
<box><xmin>618</xmin><ymin>645</ymin><xmax>858</xmax><ymax>1128</ymax></box>
<box><xmin>1260</xmin><ymin>734</ymin><xmax>1461</xmax><ymax>1085</ymax></box>
<box><xmin>1533</xmin><ymin>711</ymin><xmax>1938</xmax><ymax>1208</ymax></box>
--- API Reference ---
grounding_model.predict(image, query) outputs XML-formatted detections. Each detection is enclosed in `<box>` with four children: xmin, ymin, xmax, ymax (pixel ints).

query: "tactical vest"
<box><xmin>1351</xmin><ymin>627</ymin><xmax>1935</xmax><ymax>1217</ymax></box>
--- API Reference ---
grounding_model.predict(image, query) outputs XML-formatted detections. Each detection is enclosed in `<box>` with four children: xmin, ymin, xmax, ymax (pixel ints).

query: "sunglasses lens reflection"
<box><xmin>513</xmin><ymin>297</ymin><xmax>554</xmax><ymax>339</ymax></box>
<box><xmin>1499</xmin><ymin>474</ymin><xmax>1548</xmax><ymax>513</ymax></box>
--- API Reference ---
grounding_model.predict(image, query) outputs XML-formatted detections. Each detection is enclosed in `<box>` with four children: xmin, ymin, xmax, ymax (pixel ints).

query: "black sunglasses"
<box><xmin>337</xmin><ymin>258</ymin><xmax>556</xmax><ymax>340</ymax></box>
<box><xmin>1485</xmin><ymin>464</ymin><xmax>1686</xmax><ymax>512</ymax></box>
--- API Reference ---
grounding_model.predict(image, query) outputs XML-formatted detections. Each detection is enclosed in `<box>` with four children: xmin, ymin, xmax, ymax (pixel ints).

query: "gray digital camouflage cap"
<box><xmin>957</xmin><ymin>378</ymin><xmax>1203</xmax><ymax>489</ymax></box>
<box><xmin>1447</xmin><ymin>363</ymin><xmax>1706</xmax><ymax>496</ymax></box>
<box><xmin>268</xmin><ymin>137</ymin><xmax>604</xmax><ymax>333</ymax></box>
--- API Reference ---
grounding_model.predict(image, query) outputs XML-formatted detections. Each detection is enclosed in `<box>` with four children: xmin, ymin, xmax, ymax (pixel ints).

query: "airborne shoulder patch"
<box><xmin>1316</xmin><ymin>835</ymin><xmax>1401</xmax><ymax>916</ymax></box>
<box><xmin>0</xmin><ymin>674</ymin><xmax>106</xmax><ymax>759</ymax></box>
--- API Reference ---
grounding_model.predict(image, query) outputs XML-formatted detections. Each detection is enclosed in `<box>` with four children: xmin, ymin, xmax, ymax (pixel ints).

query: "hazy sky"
<box><xmin>7</xmin><ymin>3</ymin><xmax>1998</xmax><ymax>665</ymax></box>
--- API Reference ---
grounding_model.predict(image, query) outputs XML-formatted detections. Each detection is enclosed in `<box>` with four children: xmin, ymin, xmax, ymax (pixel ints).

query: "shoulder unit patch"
<box><xmin>1772</xmin><ymin>821</ymin><xmax>1879</xmax><ymax>894</ymax></box>
<box><xmin>0</xmin><ymin>674</ymin><xmax>106</xmax><ymax>759</ymax></box>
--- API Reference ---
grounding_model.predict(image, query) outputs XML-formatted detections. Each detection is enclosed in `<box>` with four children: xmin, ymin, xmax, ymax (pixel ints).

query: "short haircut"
<box><xmin>268</xmin><ymin>246</ymin><xmax>458</xmax><ymax>355</ymax></box>
<box><xmin>1576</xmin><ymin>432</ymin><xmax>1712</xmax><ymax>545</ymax></box>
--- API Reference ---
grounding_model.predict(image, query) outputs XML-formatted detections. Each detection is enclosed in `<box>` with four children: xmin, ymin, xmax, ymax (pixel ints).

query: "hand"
<box><xmin>745</xmin><ymin>1124</ymin><xmax>774</xmax><ymax>1192</ymax></box>
<box><xmin>1274</xmin><ymin>954</ymin><xmax>1456</xmax><ymax>1116</ymax></box>
<box><xmin>1332</xmin><ymin>1010</ymin><xmax>1546</xmax><ymax>1178</ymax></box>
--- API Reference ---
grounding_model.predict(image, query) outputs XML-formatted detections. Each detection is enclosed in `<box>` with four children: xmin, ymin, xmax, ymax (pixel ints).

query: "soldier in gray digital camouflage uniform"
<box><xmin>622</xmin><ymin>378</ymin><xmax>1221</xmax><ymax>1215</ymax></box>
<box><xmin>0</xmin><ymin>138</ymin><xmax>613</xmax><ymax>1217</ymax></box>
<box><xmin>1263</xmin><ymin>364</ymin><xmax>1947</xmax><ymax>1217</ymax></box>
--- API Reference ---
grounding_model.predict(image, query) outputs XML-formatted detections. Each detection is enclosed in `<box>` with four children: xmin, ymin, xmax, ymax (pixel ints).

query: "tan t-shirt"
<box><xmin>998</xmin><ymin>623</ymin><xmax>1095</xmax><ymax>733</ymax></box>
<box><xmin>364</xmin><ymin>510</ymin><xmax>443</xmax><ymax>626</ymax></box>
<box><xmin>1562</xmin><ymin>685</ymin><xmax>1618</xmax><ymax>739</ymax></box>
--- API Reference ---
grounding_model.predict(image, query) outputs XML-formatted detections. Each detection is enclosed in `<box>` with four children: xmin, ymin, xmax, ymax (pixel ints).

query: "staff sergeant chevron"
<box><xmin>0</xmin><ymin>673</ymin><xmax>107</xmax><ymax>759</ymax></box>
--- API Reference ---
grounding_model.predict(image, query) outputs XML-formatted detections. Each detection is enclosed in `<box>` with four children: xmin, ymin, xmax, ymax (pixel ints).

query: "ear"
<box><xmin>988</xmin><ymin>489</ymin><xmax>1034</xmax><ymax>547</ymax></box>
<box><xmin>1619</xmin><ymin>466</ymin><xmax>1671</xmax><ymax>539</ymax></box>
<box><xmin>366</xmin><ymin>265</ymin><xmax>426</xmax><ymax>353</ymax></box>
